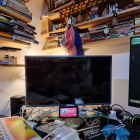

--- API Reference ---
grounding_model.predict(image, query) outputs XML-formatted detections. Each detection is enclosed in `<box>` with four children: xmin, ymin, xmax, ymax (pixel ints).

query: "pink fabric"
<box><xmin>65</xmin><ymin>25</ymin><xmax>77</xmax><ymax>55</ymax></box>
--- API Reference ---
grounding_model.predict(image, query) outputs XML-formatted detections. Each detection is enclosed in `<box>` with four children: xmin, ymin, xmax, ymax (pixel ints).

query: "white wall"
<box><xmin>53</xmin><ymin>44</ymin><xmax>140</xmax><ymax>115</ymax></box>
<box><xmin>0</xmin><ymin>0</ymin><xmax>49</xmax><ymax>116</ymax></box>
<box><xmin>0</xmin><ymin>0</ymin><xmax>139</xmax><ymax>116</ymax></box>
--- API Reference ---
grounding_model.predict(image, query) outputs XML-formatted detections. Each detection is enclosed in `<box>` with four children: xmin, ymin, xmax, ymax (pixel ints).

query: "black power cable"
<box><xmin>111</xmin><ymin>104</ymin><xmax>134</xmax><ymax>118</ymax></box>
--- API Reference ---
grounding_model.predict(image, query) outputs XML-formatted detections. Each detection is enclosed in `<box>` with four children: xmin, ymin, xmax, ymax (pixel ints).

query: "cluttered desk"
<box><xmin>22</xmin><ymin>105</ymin><xmax>139</xmax><ymax>140</ymax></box>
<box><xmin>3</xmin><ymin>50</ymin><xmax>140</xmax><ymax>140</ymax></box>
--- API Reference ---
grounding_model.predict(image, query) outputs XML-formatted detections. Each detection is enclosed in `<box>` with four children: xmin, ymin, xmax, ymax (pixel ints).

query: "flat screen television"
<box><xmin>129</xmin><ymin>36</ymin><xmax>140</xmax><ymax>108</ymax></box>
<box><xmin>25</xmin><ymin>56</ymin><xmax>112</xmax><ymax>107</ymax></box>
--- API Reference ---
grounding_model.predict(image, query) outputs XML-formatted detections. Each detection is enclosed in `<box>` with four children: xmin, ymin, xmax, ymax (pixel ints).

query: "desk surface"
<box><xmin>34</xmin><ymin>117</ymin><xmax>108</xmax><ymax>140</ymax></box>
<box><xmin>34</xmin><ymin>117</ymin><xmax>138</xmax><ymax>140</ymax></box>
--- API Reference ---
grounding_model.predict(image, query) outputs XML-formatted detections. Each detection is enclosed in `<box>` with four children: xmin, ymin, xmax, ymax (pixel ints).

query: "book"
<box><xmin>13</xmin><ymin>34</ymin><xmax>39</xmax><ymax>44</ymax></box>
<box><xmin>113</xmin><ymin>22</ymin><xmax>134</xmax><ymax>29</ymax></box>
<box><xmin>89</xmin><ymin>24</ymin><xmax>108</xmax><ymax>32</ymax></box>
<box><xmin>0</xmin><ymin>22</ymin><xmax>14</xmax><ymax>33</ymax></box>
<box><xmin>107</xmin><ymin>16</ymin><xmax>132</xmax><ymax>25</ymax></box>
<box><xmin>8</xmin><ymin>0</ymin><xmax>26</xmax><ymax>8</ymax></box>
<box><xmin>80</xmin><ymin>34</ymin><xmax>90</xmax><ymax>38</ymax></box>
<box><xmin>135</xmin><ymin>19</ymin><xmax>140</xmax><ymax>25</ymax></box>
<box><xmin>45</xmin><ymin>41</ymin><xmax>58</xmax><ymax>45</ymax></box>
<box><xmin>0</xmin><ymin>117</ymin><xmax>42</xmax><ymax>140</ymax></box>
<box><xmin>15</xmin><ymin>28</ymin><xmax>35</xmax><ymax>36</ymax></box>
<box><xmin>15</xmin><ymin>25</ymin><xmax>35</xmax><ymax>35</ymax></box>
<box><xmin>90</xmin><ymin>29</ymin><xmax>104</xmax><ymax>34</ymax></box>
<box><xmin>0</xmin><ymin>31</ymin><xmax>13</xmax><ymax>39</ymax></box>
<box><xmin>45</xmin><ymin>44</ymin><xmax>58</xmax><ymax>49</ymax></box>
<box><xmin>3</xmin><ymin>5</ymin><xmax>32</xmax><ymax>19</ymax></box>
<box><xmin>11</xmin><ymin>19</ymin><xmax>35</xmax><ymax>31</ymax></box>
<box><xmin>81</xmin><ymin>37</ymin><xmax>90</xmax><ymax>41</ymax></box>
<box><xmin>110</xmin><ymin>20</ymin><xmax>134</xmax><ymax>27</ymax></box>
<box><xmin>42</xmin><ymin>126</ymin><xmax>79</xmax><ymax>140</ymax></box>
<box><xmin>0</xmin><ymin>19</ymin><xmax>12</xmax><ymax>26</ymax></box>
<box><xmin>15</xmin><ymin>0</ymin><xmax>25</xmax><ymax>5</ymax></box>
<box><xmin>0</xmin><ymin>13</ymin><xmax>12</xmax><ymax>22</ymax></box>
<box><xmin>14</xmin><ymin>29</ymin><xmax>35</xmax><ymax>39</ymax></box>
<box><xmin>3</xmin><ymin>0</ymin><xmax>32</xmax><ymax>16</ymax></box>
<box><xmin>47</xmin><ymin>37</ymin><xmax>59</xmax><ymax>41</ymax></box>
<box><xmin>16</xmin><ymin>20</ymin><xmax>35</xmax><ymax>30</ymax></box>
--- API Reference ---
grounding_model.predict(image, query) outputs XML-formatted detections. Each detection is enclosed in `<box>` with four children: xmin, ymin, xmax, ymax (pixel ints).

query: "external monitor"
<box><xmin>129</xmin><ymin>36</ymin><xmax>140</xmax><ymax>108</ymax></box>
<box><xmin>25</xmin><ymin>56</ymin><xmax>112</xmax><ymax>107</ymax></box>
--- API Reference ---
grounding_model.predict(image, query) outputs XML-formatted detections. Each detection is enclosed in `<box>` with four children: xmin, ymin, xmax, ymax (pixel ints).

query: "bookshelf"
<box><xmin>0</xmin><ymin>6</ymin><xmax>31</xmax><ymax>23</ymax></box>
<box><xmin>41</xmin><ymin>7</ymin><xmax>140</xmax><ymax>38</ymax></box>
<box><xmin>42</xmin><ymin>34</ymin><xmax>140</xmax><ymax>53</ymax></box>
<box><xmin>42</xmin><ymin>47</ymin><xmax>64</xmax><ymax>53</ymax></box>
<box><xmin>41</xmin><ymin>27</ymin><xmax>67</xmax><ymax>38</ymax></box>
<box><xmin>49</xmin><ymin>1</ymin><xmax>74</xmax><ymax>13</ymax></box>
<box><xmin>0</xmin><ymin>37</ymin><xmax>31</xmax><ymax>48</ymax></box>
<box><xmin>0</xmin><ymin>64</ymin><xmax>25</xmax><ymax>67</ymax></box>
<box><xmin>0</xmin><ymin>6</ymin><xmax>32</xmax><ymax>49</ymax></box>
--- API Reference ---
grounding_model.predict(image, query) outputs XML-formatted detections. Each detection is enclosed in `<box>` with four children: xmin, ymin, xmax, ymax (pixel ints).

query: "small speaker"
<box><xmin>10</xmin><ymin>95</ymin><xmax>25</xmax><ymax>116</ymax></box>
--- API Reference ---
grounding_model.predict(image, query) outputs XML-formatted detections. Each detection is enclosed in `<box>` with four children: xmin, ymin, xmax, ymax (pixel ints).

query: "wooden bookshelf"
<box><xmin>0</xmin><ymin>37</ymin><xmax>31</xmax><ymax>48</ymax></box>
<box><xmin>75</xmin><ymin>6</ymin><xmax>140</xmax><ymax>29</ymax></box>
<box><xmin>41</xmin><ymin>7</ymin><xmax>140</xmax><ymax>38</ymax></box>
<box><xmin>0</xmin><ymin>6</ymin><xmax>31</xmax><ymax>23</ymax></box>
<box><xmin>50</xmin><ymin>1</ymin><xmax>74</xmax><ymax>13</ymax></box>
<box><xmin>42</xmin><ymin>34</ymin><xmax>140</xmax><ymax>53</ymax></box>
<box><xmin>42</xmin><ymin>47</ymin><xmax>64</xmax><ymax>53</ymax></box>
<box><xmin>41</xmin><ymin>27</ymin><xmax>67</xmax><ymax>38</ymax></box>
<box><xmin>83</xmin><ymin>34</ymin><xmax>140</xmax><ymax>48</ymax></box>
<box><xmin>0</xmin><ymin>64</ymin><xmax>25</xmax><ymax>67</ymax></box>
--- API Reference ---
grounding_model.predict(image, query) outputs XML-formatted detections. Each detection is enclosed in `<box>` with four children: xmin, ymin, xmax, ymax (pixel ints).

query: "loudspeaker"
<box><xmin>10</xmin><ymin>95</ymin><xmax>25</xmax><ymax>116</ymax></box>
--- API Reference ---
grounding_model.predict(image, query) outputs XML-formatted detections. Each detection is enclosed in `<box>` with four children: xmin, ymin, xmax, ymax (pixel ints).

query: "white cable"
<box><xmin>79</xmin><ymin>107</ymin><xmax>103</xmax><ymax>115</ymax></box>
<box><xmin>19</xmin><ymin>105</ymin><xmax>34</xmax><ymax>120</ymax></box>
<box><xmin>101</xmin><ymin>124</ymin><xmax>125</xmax><ymax>132</ymax></box>
<box><xmin>79</xmin><ymin>113</ymin><xmax>98</xmax><ymax>127</ymax></box>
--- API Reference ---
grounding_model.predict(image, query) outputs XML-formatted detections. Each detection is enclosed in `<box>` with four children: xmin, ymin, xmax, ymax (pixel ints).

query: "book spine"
<box><xmin>3</xmin><ymin>5</ymin><xmax>32</xmax><ymax>19</ymax></box>
<box><xmin>11</xmin><ymin>20</ymin><xmax>34</xmax><ymax>31</ymax></box>
<box><xmin>13</xmin><ymin>34</ymin><xmax>38</xmax><ymax>44</ymax></box>
<box><xmin>15</xmin><ymin>0</ymin><xmax>25</xmax><ymax>5</ymax></box>
<box><xmin>0</xmin><ymin>23</ymin><xmax>14</xmax><ymax>33</ymax></box>
<box><xmin>15</xmin><ymin>25</ymin><xmax>34</xmax><ymax>34</ymax></box>
<box><xmin>16</xmin><ymin>20</ymin><xmax>35</xmax><ymax>30</ymax></box>
<box><xmin>0</xmin><ymin>31</ymin><xmax>13</xmax><ymax>38</ymax></box>
<box><xmin>16</xmin><ymin>28</ymin><xmax>34</xmax><ymax>35</ymax></box>
<box><xmin>14</xmin><ymin>29</ymin><xmax>35</xmax><ymax>39</ymax></box>
<box><xmin>8</xmin><ymin>0</ymin><xmax>26</xmax><ymax>8</ymax></box>
<box><xmin>3</xmin><ymin>0</ymin><xmax>32</xmax><ymax>16</ymax></box>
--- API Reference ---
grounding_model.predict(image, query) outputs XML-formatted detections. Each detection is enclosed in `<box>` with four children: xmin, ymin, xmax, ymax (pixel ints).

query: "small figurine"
<box><xmin>63</xmin><ymin>23</ymin><xmax>66</xmax><ymax>27</ymax></box>
<box><xmin>101</xmin><ymin>5</ymin><xmax>109</xmax><ymax>18</ymax></box>
<box><xmin>91</xmin><ymin>6</ymin><xmax>99</xmax><ymax>19</ymax></box>
<box><xmin>85</xmin><ymin>11</ymin><xmax>92</xmax><ymax>21</ymax></box>
<box><xmin>55</xmin><ymin>25</ymin><xmax>59</xmax><ymax>30</ymax></box>
<box><xmin>59</xmin><ymin>23</ymin><xmax>64</xmax><ymax>28</ymax></box>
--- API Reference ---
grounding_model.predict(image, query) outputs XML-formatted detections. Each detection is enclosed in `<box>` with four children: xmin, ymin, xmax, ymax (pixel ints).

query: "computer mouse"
<box><xmin>107</xmin><ymin>133</ymin><xmax>116</xmax><ymax>140</ymax></box>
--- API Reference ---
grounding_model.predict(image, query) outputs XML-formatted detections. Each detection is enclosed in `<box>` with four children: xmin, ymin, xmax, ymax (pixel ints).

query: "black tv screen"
<box><xmin>129</xmin><ymin>36</ymin><xmax>140</xmax><ymax>108</ymax></box>
<box><xmin>25</xmin><ymin>56</ymin><xmax>112</xmax><ymax>106</ymax></box>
